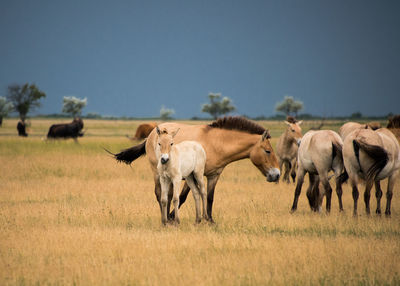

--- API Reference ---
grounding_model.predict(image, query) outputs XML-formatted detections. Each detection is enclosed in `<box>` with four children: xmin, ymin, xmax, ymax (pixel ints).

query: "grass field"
<box><xmin>0</xmin><ymin>118</ymin><xmax>399</xmax><ymax>285</ymax></box>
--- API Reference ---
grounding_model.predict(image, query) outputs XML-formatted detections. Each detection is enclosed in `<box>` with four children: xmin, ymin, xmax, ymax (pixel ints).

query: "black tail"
<box><xmin>105</xmin><ymin>140</ymin><xmax>147</xmax><ymax>164</ymax></box>
<box><xmin>353</xmin><ymin>139</ymin><xmax>388</xmax><ymax>183</ymax></box>
<box><xmin>338</xmin><ymin>169</ymin><xmax>349</xmax><ymax>184</ymax></box>
<box><xmin>331</xmin><ymin>142</ymin><xmax>343</xmax><ymax>162</ymax></box>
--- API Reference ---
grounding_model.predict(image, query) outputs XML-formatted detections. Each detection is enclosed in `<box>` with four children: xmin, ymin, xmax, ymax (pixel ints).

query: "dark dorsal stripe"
<box><xmin>208</xmin><ymin>116</ymin><xmax>266</xmax><ymax>135</ymax></box>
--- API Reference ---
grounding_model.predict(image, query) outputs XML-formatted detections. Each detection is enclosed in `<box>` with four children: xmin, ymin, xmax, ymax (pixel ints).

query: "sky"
<box><xmin>0</xmin><ymin>0</ymin><xmax>399</xmax><ymax>118</ymax></box>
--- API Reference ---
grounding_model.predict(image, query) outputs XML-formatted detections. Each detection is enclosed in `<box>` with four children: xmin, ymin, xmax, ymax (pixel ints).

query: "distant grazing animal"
<box><xmin>276</xmin><ymin>118</ymin><xmax>302</xmax><ymax>183</ymax></box>
<box><xmin>291</xmin><ymin>130</ymin><xmax>345</xmax><ymax>213</ymax></box>
<box><xmin>342</xmin><ymin>127</ymin><xmax>400</xmax><ymax>216</ymax></box>
<box><xmin>387</xmin><ymin>115</ymin><xmax>400</xmax><ymax>143</ymax></box>
<box><xmin>17</xmin><ymin>120</ymin><xmax>28</xmax><ymax>137</ymax></box>
<box><xmin>47</xmin><ymin>118</ymin><xmax>84</xmax><ymax>141</ymax></box>
<box><xmin>110</xmin><ymin>116</ymin><xmax>280</xmax><ymax>223</ymax></box>
<box><xmin>129</xmin><ymin>122</ymin><xmax>157</xmax><ymax>140</ymax></box>
<box><xmin>155</xmin><ymin>127</ymin><xmax>207</xmax><ymax>225</ymax></box>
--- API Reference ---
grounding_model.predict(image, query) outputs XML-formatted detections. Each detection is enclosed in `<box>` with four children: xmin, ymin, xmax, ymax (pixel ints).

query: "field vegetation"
<box><xmin>0</xmin><ymin>118</ymin><xmax>399</xmax><ymax>285</ymax></box>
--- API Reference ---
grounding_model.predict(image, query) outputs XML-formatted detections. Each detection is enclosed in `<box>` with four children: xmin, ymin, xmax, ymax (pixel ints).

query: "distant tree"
<box><xmin>201</xmin><ymin>93</ymin><xmax>236</xmax><ymax>119</ymax></box>
<box><xmin>6</xmin><ymin>83</ymin><xmax>46</xmax><ymax>120</ymax></box>
<box><xmin>275</xmin><ymin>95</ymin><xmax>303</xmax><ymax>117</ymax></box>
<box><xmin>0</xmin><ymin>96</ymin><xmax>14</xmax><ymax>126</ymax></box>
<box><xmin>350</xmin><ymin>112</ymin><xmax>362</xmax><ymax>119</ymax></box>
<box><xmin>62</xmin><ymin>96</ymin><xmax>87</xmax><ymax>118</ymax></box>
<box><xmin>160</xmin><ymin>105</ymin><xmax>175</xmax><ymax>120</ymax></box>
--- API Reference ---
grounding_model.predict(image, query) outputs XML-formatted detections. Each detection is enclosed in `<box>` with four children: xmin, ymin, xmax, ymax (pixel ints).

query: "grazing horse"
<box><xmin>155</xmin><ymin>127</ymin><xmax>207</xmax><ymax>225</ymax></box>
<box><xmin>291</xmin><ymin>130</ymin><xmax>345</xmax><ymax>213</ymax></box>
<box><xmin>276</xmin><ymin>118</ymin><xmax>302</xmax><ymax>183</ymax></box>
<box><xmin>47</xmin><ymin>118</ymin><xmax>84</xmax><ymax>141</ymax></box>
<box><xmin>111</xmin><ymin>116</ymin><xmax>280</xmax><ymax>222</ymax></box>
<box><xmin>342</xmin><ymin>128</ymin><xmax>400</xmax><ymax>216</ymax></box>
<box><xmin>129</xmin><ymin>122</ymin><xmax>157</xmax><ymax>140</ymax></box>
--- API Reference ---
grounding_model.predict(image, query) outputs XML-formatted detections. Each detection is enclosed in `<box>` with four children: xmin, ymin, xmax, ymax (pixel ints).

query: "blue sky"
<box><xmin>1</xmin><ymin>0</ymin><xmax>399</xmax><ymax>118</ymax></box>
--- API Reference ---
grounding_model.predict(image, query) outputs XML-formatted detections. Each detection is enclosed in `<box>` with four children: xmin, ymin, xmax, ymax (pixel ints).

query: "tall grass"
<box><xmin>0</xmin><ymin>119</ymin><xmax>399</xmax><ymax>285</ymax></box>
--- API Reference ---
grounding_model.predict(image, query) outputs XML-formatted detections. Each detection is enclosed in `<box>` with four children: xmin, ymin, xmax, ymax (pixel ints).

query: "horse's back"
<box><xmin>339</xmin><ymin>122</ymin><xmax>365</xmax><ymax>140</ymax></box>
<box><xmin>175</xmin><ymin>141</ymin><xmax>206</xmax><ymax>178</ymax></box>
<box><xmin>299</xmin><ymin>130</ymin><xmax>342</xmax><ymax>172</ymax></box>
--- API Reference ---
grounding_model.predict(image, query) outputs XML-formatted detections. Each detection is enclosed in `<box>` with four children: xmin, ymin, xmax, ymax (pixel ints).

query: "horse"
<box><xmin>290</xmin><ymin>130</ymin><xmax>345</xmax><ymax>213</ymax></box>
<box><xmin>339</xmin><ymin>121</ymin><xmax>382</xmax><ymax>141</ymax></box>
<box><xmin>342</xmin><ymin>127</ymin><xmax>400</xmax><ymax>216</ymax></box>
<box><xmin>276</xmin><ymin>118</ymin><xmax>302</xmax><ymax>183</ymax></box>
<box><xmin>110</xmin><ymin>116</ymin><xmax>280</xmax><ymax>222</ymax></box>
<box><xmin>128</xmin><ymin>122</ymin><xmax>157</xmax><ymax>140</ymax></box>
<box><xmin>155</xmin><ymin>127</ymin><xmax>207</xmax><ymax>225</ymax></box>
<box><xmin>47</xmin><ymin>118</ymin><xmax>84</xmax><ymax>141</ymax></box>
<box><xmin>387</xmin><ymin>115</ymin><xmax>400</xmax><ymax>143</ymax></box>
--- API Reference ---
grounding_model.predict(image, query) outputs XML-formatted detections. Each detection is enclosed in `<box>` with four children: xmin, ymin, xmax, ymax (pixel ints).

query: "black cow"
<box><xmin>47</xmin><ymin>118</ymin><xmax>84</xmax><ymax>140</ymax></box>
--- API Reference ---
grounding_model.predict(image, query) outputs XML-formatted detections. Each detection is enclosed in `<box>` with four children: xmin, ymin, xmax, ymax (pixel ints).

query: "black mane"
<box><xmin>208</xmin><ymin>116</ymin><xmax>266</xmax><ymax>135</ymax></box>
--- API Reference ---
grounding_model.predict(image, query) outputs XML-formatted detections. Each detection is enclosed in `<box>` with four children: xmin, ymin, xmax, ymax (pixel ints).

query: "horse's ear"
<box><xmin>156</xmin><ymin>126</ymin><xmax>161</xmax><ymax>135</ymax></box>
<box><xmin>297</xmin><ymin>120</ymin><xmax>303</xmax><ymax>125</ymax></box>
<box><xmin>172</xmin><ymin>128</ymin><xmax>180</xmax><ymax>138</ymax></box>
<box><xmin>284</xmin><ymin>121</ymin><xmax>290</xmax><ymax>125</ymax></box>
<box><xmin>262</xmin><ymin>130</ymin><xmax>271</xmax><ymax>140</ymax></box>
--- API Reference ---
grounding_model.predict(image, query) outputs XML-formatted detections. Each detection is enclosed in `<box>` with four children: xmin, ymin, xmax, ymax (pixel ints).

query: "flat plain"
<box><xmin>0</xmin><ymin>118</ymin><xmax>399</xmax><ymax>285</ymax></box>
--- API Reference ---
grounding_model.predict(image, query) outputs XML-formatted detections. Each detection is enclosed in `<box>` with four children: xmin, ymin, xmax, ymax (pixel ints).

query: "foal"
<box><xmin>155</xmin><ymin>127</ymin><xmax>207</xmax><ymax>225</ymax></box>
<box><xmin>276</xmin><ymin>118</ymin><xmax>302</xmax><ymax>183</ymax></box>
<box><xmin>291</xmin><ymin>130</ymin><xmax>345</xmax><ymax>213</ymax></box>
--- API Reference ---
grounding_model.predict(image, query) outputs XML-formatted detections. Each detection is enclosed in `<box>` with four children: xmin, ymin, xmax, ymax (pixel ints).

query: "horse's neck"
<box><xmin>212</xmin><ymin>130</ymin><xmax>259</xmax><ymax>166</ymax></box>
<box><xmin>283</xmin><ymin>129</ymin><xmax>296</xmax><ymax>147</ymax></box>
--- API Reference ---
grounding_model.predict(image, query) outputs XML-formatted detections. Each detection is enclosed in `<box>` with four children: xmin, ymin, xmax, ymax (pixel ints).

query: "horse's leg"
<box><xmin>186</xmin><ymin>175</ymin><xmax>202</xmax><ymax>223</ymax></box>
<box><xmin>169</xmin><ymin>182</ymin><xmax>190</xmax><ymax>220</ymax></box>
<box><xmin>385</xmin><ymin>175</ymin><xmax>396</xmax><ymax>216</ymax></box>
<box><xmin>290</xmin><ymin>167</ymin><xmax>305</xmax><ymax>213</ymax></box>
<box><xmin>278</xmin><ymin>159</ymin><xmax>284</xmax><ymax>182</ymax></box>
<box><xmin>194</xmin><ymin>171</ymin><xmax>208</xmax><ymax>221</ymax></box>
<box><xmin>283</xmin><ymin>160</ymin><xmax>291</xmax><ymax>183</ymax></box>
<box><xmin>154</xmin><ymin>176</ymin><xmax>162</xmax><ymax>213</ymax></box>
<box><xmin>167</xmin><ymin>184</ymin><xmax>173</xmax><ymax>221</ymax></box>
<box><xmin>172</xmin><ymin>178</ymin><xmax>181</xmax><ymax>224</ymax></box>
<box><xmin>159</xmin><ymin>177</ymin><xmax>170</xmax><ymax>225</ymax></box>
<box><xmin>320</xmin><ymin>174</ymin><xmax>332</xmax><ymax>213</ymax></box>
<box><xmin>375</xmin><ymin>180</ymin><xmax>383</xmax><ymax>215</ymax></box>
<box><xmin>363</xmin><ymin>181</ymin><xmax>373</xmax><ymax>215</ymax></box>
<box><xmin>290</xmin><ymin>158</ymin><xmax>297</xmax><ymax>183</ymax></box>
<box><xmin>306</xmin><ymin>173</ymin><xmax>317</xmax><ymax>211</ymax></box>
<box><xmin>206</xmin><ymin>173</ymin><xmax>222</xmax><ymax>223</ymax></box>
<box><xmin>333</xmin><ymin>166</ymin><xmax>344</xmax><ymax>212</ymax></box>
<box><xmin>352</xmin><ymin>182</ymin><xmax>359</xmax><ymax>216</ymax></box>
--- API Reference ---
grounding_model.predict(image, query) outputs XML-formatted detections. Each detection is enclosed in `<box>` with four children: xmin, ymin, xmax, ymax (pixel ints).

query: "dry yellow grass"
<box><xmin>0</xmin><ymin>119</ymin><xmax>399</xmax><ymax>285</ymax></box>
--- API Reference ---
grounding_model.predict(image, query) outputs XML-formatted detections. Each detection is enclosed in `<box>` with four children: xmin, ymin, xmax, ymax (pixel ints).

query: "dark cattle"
<box><xmin>17</xmin><ymin>120</ymin><xmax>28</xmax><ymax>137</ymax></box>
<box><xmin>128</xmin><ymin>122</ymin><xmax>157</xmax><ymax>140</ymax></box>
<box><xmin>47</xmin><ymin>118</ymin><xmax>84</xmax><ymax>139</ymax></box>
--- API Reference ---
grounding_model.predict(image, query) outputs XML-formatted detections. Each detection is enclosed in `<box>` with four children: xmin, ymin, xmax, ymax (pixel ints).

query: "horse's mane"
<box><xmin>208</xmin><ymin>116</ymin><xmax>266</xmax><ymax>135</ymax></box>
<box><xmin>286</xmin><ymin>116</ymin><xmax>297</xmax><ymax>124</ymax></box>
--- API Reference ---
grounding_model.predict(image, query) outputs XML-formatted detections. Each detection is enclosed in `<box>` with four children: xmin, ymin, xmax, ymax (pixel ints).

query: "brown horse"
<box><xmin>276</xmin><ymin>118</ymin><xmax>302</xmax><ymax>183</ymax></box>
<box><xmin>290</xmin><ymin>130</ymin><xmax>345</xmax><ymax>213</ymax></box>
<box><xmin>342</xmin><ymin>127</ymin><xmax>400</xmax><ymax>216</ymax></box>
<box><xmin>128</xmin><ymin>122</ymin><xmax>157</xmax><ymax>140</ymax></box>
<box><xmin>111</xmin><ymin>117</ymin><xmax>280</xmax><ymax>222</ymax></box>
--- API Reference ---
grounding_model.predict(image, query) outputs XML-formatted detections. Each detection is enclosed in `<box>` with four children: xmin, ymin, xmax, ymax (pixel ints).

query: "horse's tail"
<box><xmin>105</xmin><ymin>140</ymin><xmax>147</xmax><ymax>164</ymax></box>
<box><xmin>352</xmin><ymin>139</ymin><xmax>388</xmax><ymax>186</ymax></box>
<box><xmin>332</xmin><ymin>141</ymin><xmax>349</xmax><ymax>184</ymax></box>
<box><xmin>331</xmin><ymin>142</ymin><xmax>343</xmax><ymax>161</ymax></box>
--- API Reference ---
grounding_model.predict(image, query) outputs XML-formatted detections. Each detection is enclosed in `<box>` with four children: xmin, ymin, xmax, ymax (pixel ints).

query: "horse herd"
<box><xmin>109</xmin><ymin>116</ymin><xmax>400</xmax><ymax>225</ymax></box>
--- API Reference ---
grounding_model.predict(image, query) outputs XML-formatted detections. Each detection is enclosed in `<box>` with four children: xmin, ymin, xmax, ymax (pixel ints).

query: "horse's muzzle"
<box><xmin>266</xmin><ymin>168</ymin><xmax>280</xmax><ymax>182</ymax></box>
<box><xmin>161</xmin><ymin>157</ymin><xmax>169</xmax><ymax>164</ymax></box>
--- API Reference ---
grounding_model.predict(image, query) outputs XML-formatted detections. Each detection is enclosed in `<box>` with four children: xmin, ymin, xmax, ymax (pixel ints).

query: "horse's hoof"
<box><xmin>290</xmin><ymin>208</ymin><xmax>297</xmax><ymax>214</ymax></box>
<box><xmin>376</xmin><ymin>209</ymin><xmax>381</xmax><ymax>215</ymax></box>
<box><xmin>385</xmin><ymin>211</ymin><xmax>391</xmax><ymax>217</ymax></box>
<box><xmin>207</xmin><ymin>217</ymin><xmax>216</xmax><ymax>224</ymax></box>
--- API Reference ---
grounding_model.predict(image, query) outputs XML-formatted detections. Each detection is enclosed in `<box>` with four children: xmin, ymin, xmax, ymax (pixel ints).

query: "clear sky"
<box><xmin>1</xmin><ymin>0</ymin><xmax>399</xmax><ymax>118</ymax></box>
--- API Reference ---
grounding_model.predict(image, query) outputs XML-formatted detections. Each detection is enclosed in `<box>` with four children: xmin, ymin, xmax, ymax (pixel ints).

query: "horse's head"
<box><xmin>250</xmin><ymin>130</ymin><xmax>280</xmax><ymax>182</ymax></box>
<box><xmin>285</xmin><ymin>120</ymin><xmax>303</xmax><ymax>146</ymax></box>
<box><xmin>156</xmin><ymin>126</ymin><xmax>179</xmax><ymax>165</ymax></box>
